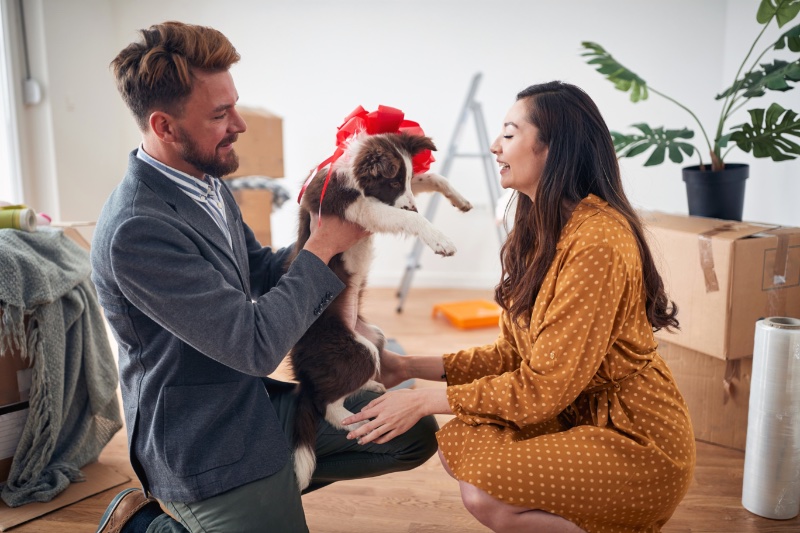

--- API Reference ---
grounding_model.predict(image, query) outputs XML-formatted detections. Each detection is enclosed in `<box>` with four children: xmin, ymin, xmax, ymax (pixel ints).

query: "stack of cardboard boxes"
<box><xmin>224</xmin><ymin>106</ymin><xmax>285</xmax><ymax>247</ymax></box>
<box><xmin>643</xmin><ymin>211</ymin><xmax>800</xmax><ymax>450</ymax></box>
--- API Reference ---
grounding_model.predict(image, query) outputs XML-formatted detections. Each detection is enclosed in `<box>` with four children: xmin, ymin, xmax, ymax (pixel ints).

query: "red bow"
<box><xmin>298</xmin><ymin>105</ymin><xmax>435</xmax><ymax>214</ymax></box>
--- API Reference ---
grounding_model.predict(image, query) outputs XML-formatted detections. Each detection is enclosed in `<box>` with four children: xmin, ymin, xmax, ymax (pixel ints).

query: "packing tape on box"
<box><xmin>721</xmin><ymin>359</ymin><xmax>742</xmax><ymax>405</ymax></box>
<box><xmin>765</xmin><ymin>228</ymin><xmax>793</xmax><ymax>318</ymax></box>
<box><xmin>0</xmin><ymin>205</ymin><xmax>37</xmax><ymax>232</ymax></box>
<box><xmin>697</xmin><ymin>222</ymin><xmax>748</xmax><ymax>292</ymax></box>
<box><xmin>741</xmin><ymin>317</ymin><xmax>800</xmax><ymax>520</ymax></box>
<box><xmin>698</xmin><ymin>224</ymin><xmax>792</xmax><ymax>317</ymax></box>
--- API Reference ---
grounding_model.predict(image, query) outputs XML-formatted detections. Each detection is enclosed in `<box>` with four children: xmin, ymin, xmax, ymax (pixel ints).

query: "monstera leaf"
<box><xmin>717</xmin><ymin>59</ymin><xmax>800</xmax><ymax>99</ymax></box>
<box><xmin>757</xmin><ymin>0</ymin><xmax>800</xmax><ymax>27</ymax></box>
<box><xmin>581</xmin><ymin>42</ymin><xmax>649</xmax><ymax>102</ymax></box>
<box><xmin>774</xmin><ymin>21</ymin><xmax>800</xmax><ymax>50</ymax></box>
<box><xmin>611</xmin><ymin>125</ymin><xmax>696</xmax><ymax>166</ymax></box>
<box><xmin>730</xmin><ymin>103</ymin><xmax>800</xmax><ymax>160</ymax></box>
<box><xmin>581</xmin><ymin>2</ymin><xmax>799</xmax><ymax>170</ymax></box>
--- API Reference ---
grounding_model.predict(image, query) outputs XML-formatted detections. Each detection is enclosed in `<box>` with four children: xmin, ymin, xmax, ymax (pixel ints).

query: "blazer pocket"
<box><xmin>163</xmin><ymin>382</ymin><xmax>246</xmax><ymax>477</ymax></box>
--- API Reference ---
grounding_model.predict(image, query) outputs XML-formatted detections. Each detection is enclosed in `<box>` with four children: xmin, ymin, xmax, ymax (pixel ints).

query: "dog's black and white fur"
<box><xmin>286</xmin><ymin>132</ymin><xmax>472</xmax><ymax>490</ymax></box>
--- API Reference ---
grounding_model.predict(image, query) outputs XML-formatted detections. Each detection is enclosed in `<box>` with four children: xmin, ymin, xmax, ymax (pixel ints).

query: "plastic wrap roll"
<box><xmin>0</xmin><ymin>205</ymin><xmax>37</xmax><ymax>231</ymax></box>
<box><xmin>742</xmin><ymin>317</ymin><xmax>800</xmax><ymax>520</ymax></box>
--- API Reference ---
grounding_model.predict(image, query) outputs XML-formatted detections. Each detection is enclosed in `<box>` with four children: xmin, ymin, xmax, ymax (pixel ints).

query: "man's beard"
<box><xmin>177</xmin><ymin>127</ymin><xmax>239</xmax><ymax>178</ymax></box>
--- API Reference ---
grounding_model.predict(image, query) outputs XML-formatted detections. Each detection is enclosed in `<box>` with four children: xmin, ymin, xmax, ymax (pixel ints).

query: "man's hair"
<box><xmin>111</xmin><ymin>21</ymin><xmax>240</xmax><ymax>131</ymax></box>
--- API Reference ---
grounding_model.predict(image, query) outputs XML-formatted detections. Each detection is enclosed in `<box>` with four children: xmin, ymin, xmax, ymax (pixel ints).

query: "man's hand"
<box><xmin>303</xmin><ymin>213</ymin><xmax>370</xmax><ymax>263</ymax></box>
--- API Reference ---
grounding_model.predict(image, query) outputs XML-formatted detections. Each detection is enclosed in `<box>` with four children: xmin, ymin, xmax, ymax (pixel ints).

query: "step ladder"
<box><xmin>396</xmin><ymin>72</ymin><xmax>506</xmax><ymax>312</ymax></box>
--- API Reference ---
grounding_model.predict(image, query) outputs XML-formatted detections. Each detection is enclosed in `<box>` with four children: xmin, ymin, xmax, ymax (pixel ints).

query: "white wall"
<box><xmin>13</xmin><ymin>0</ymin><xmax>800</xmax><ymax>290</ymax></box>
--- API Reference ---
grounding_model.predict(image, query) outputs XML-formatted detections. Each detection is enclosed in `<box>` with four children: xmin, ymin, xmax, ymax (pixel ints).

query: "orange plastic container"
<box><xmin>432</xmin><ymin>300</ymin><xmax>502</xmax><ymax>329</ymax></box>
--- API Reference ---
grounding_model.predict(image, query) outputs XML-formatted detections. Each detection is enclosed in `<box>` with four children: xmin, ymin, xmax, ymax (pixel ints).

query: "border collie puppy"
<box><xmin>286</xmin><ymin>132</ymin><xmax>472</xmax><ymax>489</ymax></box>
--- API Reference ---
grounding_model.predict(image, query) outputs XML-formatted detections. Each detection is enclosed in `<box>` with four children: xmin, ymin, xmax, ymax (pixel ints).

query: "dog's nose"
<box><xmin>403</xmin><ymin>205</ymin><xmax>418</xmax><ymax>212</ymax></box>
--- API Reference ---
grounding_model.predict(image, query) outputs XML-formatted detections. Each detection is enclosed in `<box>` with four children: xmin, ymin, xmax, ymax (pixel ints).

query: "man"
<box><xmin>92</xmin><ymin>21</ymin><xmax>438</xmax><ymax>533</ymax></box>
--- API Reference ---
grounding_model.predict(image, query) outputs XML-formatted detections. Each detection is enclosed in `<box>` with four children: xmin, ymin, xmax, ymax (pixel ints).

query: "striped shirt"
<box><xmin>136</xmin><ymin>147</ymin><xmax>232</xmax><ymax>248</ymax></box>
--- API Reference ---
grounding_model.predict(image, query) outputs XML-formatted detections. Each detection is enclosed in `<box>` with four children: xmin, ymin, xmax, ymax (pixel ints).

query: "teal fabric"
<box><xmin>0</xmin><ymin>227</ymin><xmax>121</xmax><ymax>507</ymax></box>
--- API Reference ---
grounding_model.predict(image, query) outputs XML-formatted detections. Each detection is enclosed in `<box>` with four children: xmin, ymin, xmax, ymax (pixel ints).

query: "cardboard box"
<box><xmin>0</xmin><ymin>351</ymin><xmax>31</xmax><ymax>407</ymax></box>
<box><xmin>226</xmin><ymin>107</ymin><xmax>284</xmax><ymax>179</ymax></box>
<box><xmin>659</xmin><ymin>340</ymin><xmax>751</xmax><ymax>451</ymax></box>
<box><xmin>0</xmin><ymin>403</ymin><xmax>29</xmax><ymax>483</ymax></box>
<box><xmin>1</xmin><ymin>311</ymin><xmax>34</xmax><ymax>484</ymax></box>
<box><xmin>642</xmin><ymin>211</ymin><xmax>800</xmax><ymax>360</ymax></box>
<box><xmin>0</xmin><ymin>321</ymin><xmax>33</xmax><ymax>408</ymax></box>
<box><xmin>233</xmin><ymin>188</ymin><xmax>272</xmax><ymax>247</ymax></box>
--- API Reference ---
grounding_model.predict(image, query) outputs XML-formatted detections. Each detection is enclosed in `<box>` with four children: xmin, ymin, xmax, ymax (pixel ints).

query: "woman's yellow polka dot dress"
<box><xmin>437</xmin><ymin>195</ymin><xmax>696</xmax><ymax>533</ymax></box>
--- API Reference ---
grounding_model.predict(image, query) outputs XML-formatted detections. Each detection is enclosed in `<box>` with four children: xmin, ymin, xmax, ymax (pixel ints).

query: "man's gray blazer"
<box><xmin>91</xmin><ymin>150</ymin><xmax>344</xmax><ymax>502</ymax></box>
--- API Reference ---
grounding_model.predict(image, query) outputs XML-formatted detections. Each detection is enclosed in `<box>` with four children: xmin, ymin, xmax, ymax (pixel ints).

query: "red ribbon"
<box><xmin>298</xmin><ymin>105</ymin><xmax>435</xmax><ymax>217</ymax></box>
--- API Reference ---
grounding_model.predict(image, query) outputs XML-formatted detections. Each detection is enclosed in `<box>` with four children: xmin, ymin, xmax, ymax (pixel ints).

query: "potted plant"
<box><xmin>581</xmin><ymin>0</ymin><xmax>800</xmax><ymax>221</ymax></box>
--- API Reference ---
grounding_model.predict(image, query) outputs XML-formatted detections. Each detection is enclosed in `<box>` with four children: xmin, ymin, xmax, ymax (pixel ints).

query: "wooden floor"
<box><xmin>8</xmin><ymin>288</ymin><xmax>800</xmax><ymax>532</ymax></box>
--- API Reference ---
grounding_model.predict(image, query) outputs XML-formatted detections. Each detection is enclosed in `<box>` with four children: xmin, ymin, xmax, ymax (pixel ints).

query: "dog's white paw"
<box><xmin>451</xmin><ymin>196</ymin><xmax>473</xmax><ymax>212</ymax></box>
<box><xmin>456</xmin><ymin>200</ymin><xmax>473</xmax><ymax>212</ymax></box>
<box><xmin>419</xmin><ymin>227</ymin><xmax>457</xmax><ymax>256</ymax></box>
<box><xmin>431</xmin><ymin>237</ymin><xmax>457</xmax><ymax>257</ymax></box>
<box><xmin>345</xmin><ymin>419</ymin><xmax>368</xmax><ymax>432</ymax></box>
<box><xmin>361</xmin><ymin>379</ymin><xmax>386</xmax><ymax>394</ymax></box>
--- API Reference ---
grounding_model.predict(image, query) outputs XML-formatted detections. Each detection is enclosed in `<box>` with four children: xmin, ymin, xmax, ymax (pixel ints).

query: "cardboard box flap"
<box><xmin>642</xmin><ymin>210</ymin><xmax>777</xmax><ymax>241</ymax></box>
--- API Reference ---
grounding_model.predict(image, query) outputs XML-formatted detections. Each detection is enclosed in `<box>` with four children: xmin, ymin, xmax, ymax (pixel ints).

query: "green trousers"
<box><xmin>148</xmin><ymin>379</ymin><xmax>439</xmax><ymax>533</ymax></box>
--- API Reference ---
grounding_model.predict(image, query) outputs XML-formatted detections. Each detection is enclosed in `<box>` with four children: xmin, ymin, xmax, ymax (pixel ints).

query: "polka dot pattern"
<box><xmin>437</xmin><ymin>195</ymin><xmax>696</xmax><ymax>533</ymax></box>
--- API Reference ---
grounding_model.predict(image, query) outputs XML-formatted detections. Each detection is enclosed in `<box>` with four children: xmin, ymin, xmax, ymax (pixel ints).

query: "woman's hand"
<box><xmin>343</xmin><ymin>388</ymin><xmax>439</xmax><ymax>445</ymax></box>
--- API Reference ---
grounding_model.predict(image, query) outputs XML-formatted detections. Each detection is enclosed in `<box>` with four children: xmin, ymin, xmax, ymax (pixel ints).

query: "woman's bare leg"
<box><xmin>458</xmin><ymin>482</ymin><xmax>585</xmax><ymax>533</ymax></box>
<box><xmin>438</xmin><ymin>450</ymin><xmax>585</xmax><ymax>533</ymax></box>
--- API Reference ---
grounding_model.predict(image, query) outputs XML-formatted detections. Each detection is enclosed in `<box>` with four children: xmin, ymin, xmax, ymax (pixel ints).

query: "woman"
<box><xmin>343</xmin><ymin>81</ymin><xmax>696</xmax><ymax>533</ymax></box>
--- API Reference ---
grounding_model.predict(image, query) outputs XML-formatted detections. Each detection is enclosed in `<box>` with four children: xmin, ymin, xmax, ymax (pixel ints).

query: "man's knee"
<box><xmin>394</xmin><ymin>414</ymin><xmax>439</xmax><ymax>469</ymax></box>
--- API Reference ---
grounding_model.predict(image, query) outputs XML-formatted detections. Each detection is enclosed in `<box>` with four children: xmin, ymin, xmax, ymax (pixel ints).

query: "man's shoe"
<box><xmin>96</xmin><ymin>487</ymin><xmax>154</xmax><ymax>533</ymax></box>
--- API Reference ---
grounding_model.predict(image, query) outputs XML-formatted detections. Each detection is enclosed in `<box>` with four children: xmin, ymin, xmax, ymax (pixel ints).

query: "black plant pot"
<box><xmin>682</xmin><ymin>163</ymin><xmax>749</xmax><ymax>221</ymax></box>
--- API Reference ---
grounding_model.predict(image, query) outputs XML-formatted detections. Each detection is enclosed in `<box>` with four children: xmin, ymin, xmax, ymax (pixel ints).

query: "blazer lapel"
<box><xmin>220</xmin><ymin>182</ymin><xmax>252</xmax><ymax>296</ymax></box>
<box><xmin>129</xmin><ymin>153</ymin><xmax>248</xmax><ymax>289</ymax></box>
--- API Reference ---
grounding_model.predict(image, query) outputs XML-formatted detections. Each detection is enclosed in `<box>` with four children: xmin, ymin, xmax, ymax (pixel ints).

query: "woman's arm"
<box><xmin>378</xmin><ymin>350</ymin><xmax>447</xmax><ymax>389</ymax></box>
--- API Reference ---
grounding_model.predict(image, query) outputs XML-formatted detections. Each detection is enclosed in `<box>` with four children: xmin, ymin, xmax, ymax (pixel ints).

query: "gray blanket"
<box><xmin>0</xmin><ymin>227</ymin><xmax>122</xmax><ymax>507</ymax></box>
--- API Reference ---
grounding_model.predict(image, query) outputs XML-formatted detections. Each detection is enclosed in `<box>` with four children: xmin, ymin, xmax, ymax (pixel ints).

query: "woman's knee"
<box><xmin>459</xmin><ymin>481</ymin><xmax>498</xmax><ymax>526</ymax></box>
<box><xmin>438</xmin><ymin>449</ymin><xmax>455</xmax><ymax>478</ymax></box>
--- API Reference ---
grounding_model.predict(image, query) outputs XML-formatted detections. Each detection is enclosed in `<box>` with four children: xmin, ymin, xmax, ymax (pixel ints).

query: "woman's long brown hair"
<box><xmin>494</xmin><ymin>81</ymin><xmax>679</xmax><ymax>332</ymax></box>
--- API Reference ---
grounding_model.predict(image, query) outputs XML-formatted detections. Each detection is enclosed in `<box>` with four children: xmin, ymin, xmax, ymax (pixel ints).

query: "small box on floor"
<box><xmin>659</xmin><ymin>340</ymin><xmax>751</xmax><ymax>451</ymax></box>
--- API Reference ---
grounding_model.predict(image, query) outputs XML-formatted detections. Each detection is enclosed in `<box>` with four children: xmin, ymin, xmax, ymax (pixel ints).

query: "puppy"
<box><xmin>286</xmin><ymin>132</ymin><xmax>472</xmax><ymax>490</ymax></box>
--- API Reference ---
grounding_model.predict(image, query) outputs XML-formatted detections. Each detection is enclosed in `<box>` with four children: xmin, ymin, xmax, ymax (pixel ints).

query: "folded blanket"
<box><xmin>0</xmin><ymin>227</ymin><xmax>122</xmax><ymax>507</ymax></box>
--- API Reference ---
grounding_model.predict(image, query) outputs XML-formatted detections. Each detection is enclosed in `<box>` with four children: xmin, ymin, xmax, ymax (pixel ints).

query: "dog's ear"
<box><xmin>353</xmin><ymin>141</ymin><xmax>401</xmax><ymax>179</ymax></box>
<box><xmin>396</xmin><ymin>132</ymin><xmax>437</xmax><ymax>155</ymax></box>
